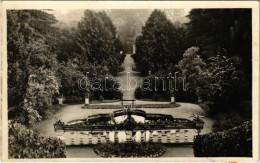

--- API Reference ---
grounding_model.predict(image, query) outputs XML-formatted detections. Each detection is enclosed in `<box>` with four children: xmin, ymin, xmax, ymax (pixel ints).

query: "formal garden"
<box><xmin>7</xmin><ymin>9</ymin><xmax>252</xmax><ymax>158</ymax></box>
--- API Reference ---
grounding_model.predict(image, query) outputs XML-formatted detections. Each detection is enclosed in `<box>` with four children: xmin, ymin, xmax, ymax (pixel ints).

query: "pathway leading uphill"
<box><xmin>117</xmin><ymin>54</ymin><xmax>141</xmax><ymax>100</ymax></box>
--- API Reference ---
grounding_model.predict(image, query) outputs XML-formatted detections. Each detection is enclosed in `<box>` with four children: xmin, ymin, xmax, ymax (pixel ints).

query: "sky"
<box><xmin>56</xmin><ymin>8</ymin><xmax>192</xmax><ymax>16</ymax></box>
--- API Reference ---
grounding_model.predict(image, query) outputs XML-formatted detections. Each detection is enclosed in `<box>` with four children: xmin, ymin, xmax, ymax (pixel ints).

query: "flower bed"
<box><xmin>93</xmin><ymin>142</ymin><xmax>166</xmax><ymax>158</ymax></box>
<box><xmin>82</xmin><ymin>104</ymin><xmax>180</xmax><ymax>109</ymax></box>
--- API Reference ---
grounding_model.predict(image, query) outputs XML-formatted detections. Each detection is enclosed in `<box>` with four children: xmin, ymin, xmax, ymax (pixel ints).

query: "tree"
<box><xmin>53</xmin><ymin>10</ymin><xmax>124</xmax><ymax>102</ymax></box>
<box><xmin>76</xmin><ymin>10</ymin><xmax>124</xmax><ymax>77</ymax></box>
<box><xmin>7</xmin><ymin>10</ymin><xmax>60</xmax><ymax>125</ymax></box>
<box><xmin>19</xmin><ymin>68</ymin><xmax>60</xmax><ymax>125</ymax></box>
<box><xmin>108</xmin><ymin>10</ymin><xmax>151</xmax><ymax>53</ymax></box>
<box><xmin>134</xmin><ymin>10</ymin><xmax>186</xmax><ymax>76</ymax></box>
<box><xmin>207</xmin><ymin>49</ymin><xmax>241</xmax><ymax>109</ymax></box>
<box><xmin>8</xmin><ymin>121</ymin><xmax>66</xmax><ymax>158</ymax></box>
<box><xmin>187</xmin><ymin>9</ymin><xmax>251</xmax><ymax>59</ymax></box>
<box><xmin>186</xmin><ymin>9</ymin><xmax>252</xmax><ymax>100</ymax></box>
<box><xmin>176</xmin><ymin>47</ymin><xmax>211</xmax><ymax>101</ymax></box>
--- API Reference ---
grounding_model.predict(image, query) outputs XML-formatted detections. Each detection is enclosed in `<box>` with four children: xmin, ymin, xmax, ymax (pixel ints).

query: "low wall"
<box><xmin>56</xmin><ymin>129</ymin><xmax>197</xmax><ymax>145</ymax></box>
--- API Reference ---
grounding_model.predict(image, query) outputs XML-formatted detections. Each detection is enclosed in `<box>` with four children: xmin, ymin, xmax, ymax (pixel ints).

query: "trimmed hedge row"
<box><xmin>82</xmin><ymin>104</ymin><xmax>180</xmax><ymax>109</ymax></box>
<box><xmin>193</xmin><ymin>121</ymin><xmax>252</xmax><ymax>157</ymax></box>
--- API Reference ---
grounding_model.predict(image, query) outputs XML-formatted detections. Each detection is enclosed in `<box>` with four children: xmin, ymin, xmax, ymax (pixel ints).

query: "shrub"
<box><xmin>8</xmin><ymin>122</ymin><xmax>66</xmax><ymax>158</ymax></box>
<box><xmin>99</xmin><ymin>95</ymin><xmax>104</xmax><ymax>102</ymax></box>
<box><xmin>93</xmin><ymin>89</ymin><xmax>122</xmax><ymax>100</ymax></box>
<box><xmin>213</xmin><ymin>112</ymin><xmax>246</xmax><ymax>132</ymax></box>
<box><xmin>134</xmin><ymin>87</ymin><xmax>167</xmax><ymax>100</ymax></box>
<box><xmin>63</xmin><ymin>95</ymin><xmax>84</xmax><ymax>104</ymax></box>
<box><xmin>16</xmin><ymin>68</ymin><xmax>60</xmax><ymax>126</ymax></box>
<box><xmin>93</xmin><ymin>142</ymin><xmax>166</xmax><ymax>157</ymax></box>
<box><xmin>193</xmin><ymin>121</ymin><xmax>252</xmax><ymax>157</ymax></box>
<box><xmin>134</xmin><ymin>87</ymin><xmax>145</xmax><ymax>99</ymax></box>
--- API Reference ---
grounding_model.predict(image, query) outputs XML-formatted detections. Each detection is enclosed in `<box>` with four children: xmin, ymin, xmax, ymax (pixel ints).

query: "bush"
<box><xmin>93</xmin><ymin>142</ymin><xmax>166</xmax><ymax>157</ymax></box>
<box><xmin>63</xmin><ymin>95</ymin><xmax>84</xmax><ymax>104</ymax></box>
<box><xmin>8</xmin><ymin>122</ymin><xmax>66</xmax><ymax>158</ymax></box>
<box><xmin>134</xmin><ymin>87</ymin><xmax>167</xmax><ymax>100</ymax></box>
<box><xmin>213</xmin><ymin>112</ymin><xmax>246</xmax><ymax>132</ymax></box>
<box><xmin>99</xmin><ymin>95</ymin><xmax>104</xmax><ymax>102</ymax></box>
<box><xmin>175</xmin><ymin>90</ymin><xmax>197</xmax><ymax>103</ymax></box>
<box><xmin>92</xmin><ymin>89</ymin><xmax>122</xmax><ymax>100</ymax></box>
<box><xmin>193</xmin><ymin>121</ymin><xmax>252</xmax><ymax>157</ymax></box>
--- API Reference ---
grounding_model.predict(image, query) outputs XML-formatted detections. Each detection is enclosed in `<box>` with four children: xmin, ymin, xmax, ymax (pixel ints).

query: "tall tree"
<box><xmin>186</xmin><ymin>9</ymin><xmax>252</xmax><ymax>100</ymax></box>
<box><xmin>134</xmin><ymin>10</ymin><xmax>186</xmax><ymax>75</ymax></box>
<box><xmin>7</xmin><ymin>10</ymin><xmax>60</xmax><ymax>125</ymax></box>
<box><xmin>76</xmin><ymin>10</ymin><xmax>124</xmax><ymax>77</ymax></box>
<box><xmin>176</xmin><ymin>47</ymin><xmax>211</xmax><ymax>101</ymax></box>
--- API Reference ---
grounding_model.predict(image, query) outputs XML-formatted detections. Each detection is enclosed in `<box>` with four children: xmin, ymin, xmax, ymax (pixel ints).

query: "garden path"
<box><xmin>117</xmin><ymin>54</ymin><xmax>141</xmax><ymax>100</ymax></box>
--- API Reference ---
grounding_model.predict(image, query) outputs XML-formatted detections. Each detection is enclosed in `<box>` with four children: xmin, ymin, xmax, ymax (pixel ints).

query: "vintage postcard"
<box><xmin>0</xmin><ymin>1</ymin><xmax>259</xmax><ymax>162</ymax></box>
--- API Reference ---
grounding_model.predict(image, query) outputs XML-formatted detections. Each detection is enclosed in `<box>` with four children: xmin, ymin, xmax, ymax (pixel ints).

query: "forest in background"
<box><xmin>53</xmin><ymin>9</ymin><xmax>189</xmax><ymax>53</ymax></box>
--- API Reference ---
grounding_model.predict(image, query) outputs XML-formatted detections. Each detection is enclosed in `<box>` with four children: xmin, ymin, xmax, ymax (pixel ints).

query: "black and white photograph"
<box><xmin>1</xmin><ymin>1</ymin><xmax>259</xmax><ymax>162</ymax></box>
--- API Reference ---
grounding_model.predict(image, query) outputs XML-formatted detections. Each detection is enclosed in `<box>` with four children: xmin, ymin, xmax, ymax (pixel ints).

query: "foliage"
<box><xmin>134</xmin><ymin>71</ymin><xmax>192</xmax><ymax>101</ymax></box>
<box><xmin>7</xmin><ymin>10</ymin><xmax>60</xmax><ymax>126</ymax></box>
<box><xmin>19</xmin><ymin>68</ymin><xmax>60</xmax><ymax>125</ymax></box>
<box><xmin>54</xmin><ymin>10</ymin><xmax>125</xmax><ymax>102</ymax></box>
<box><xmin>99</xmin><ymin>95</ymin><xmax>104</xmax><ymax>102</ymax></box>
<box><xmin>134</xmin><ymin>10</ymin><xmax>187</xmax><ymax>76</ymax></box>
<box><xmin>55</xmin><ymin>62</ymin><xmax>85</xmax><ymax>103</ymax></box>
<box><xmin>76</xmin><ymin>10</ymin><xmax>124</xmax><ymax>76</ymax></box>
<box><xmin>193</xmin><ymin>121</ymin><xmax>252</xmax><ymax>157</ymax></box>
<box><xmin>8</xmin><ymin>121</ymin><xmax>66</xmax><ymax>158</ymax></box>
<box><xmin>187</xmin><ymin>9</ymin><xmax>252</xmax><ymax>61</ymax></box>
<box><xmin>176</xmin><ymin>47</ymin><xmax>212</xmax><ymax>101</ymax></box>
<box><xmin>176</xmin><ymin>47</ymin><xmax>242</xmax><ymax>108</ymax></box>
<box><xmin>93</xmin><ymin>142</ymin><xmax>166</xmax><ymax>157</ymax></box>
<box><xmin>207</xmin><ymin>51</ymin><xmax>241</xmax><ymax>107</ymax></box>
<box><xmin>108</xmin><ymin>10</ymin><xmax>151</xmax><ymax>53</ymax></box>
<box><xmin>133</xmin><ymin>9</ymin><xmax>252</xmax><ymax>105</ymax></box>
<box><xmin>135</xmin><ymin>87</ymin><xmax>152</xmax><ymax>99</ymax></box>
<box><xmin>187</xmin><ymin>9</ymin><xmax>252</xmax><ymax>100</ymax></box>
<box><xmin>8</xmin><ymin>10</ymin><xmax>125</xmax><ymax>124</ymax></box>
<box><xmin>91</xmin><ymin>78</ymin><xmax>123</xmax><ymax>100</ymax></box>
<box><xmin>213</xmin><ymin>112</ymin><xmax>247</xmax><ymax>132</ymax></box>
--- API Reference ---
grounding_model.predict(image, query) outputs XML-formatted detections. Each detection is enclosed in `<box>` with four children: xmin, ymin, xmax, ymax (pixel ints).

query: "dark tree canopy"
<box><xmin>75</xmin><ymin>10</ymin><xmax>124</xmax><ymax>77</ymax></box>
<box><xmin>7</xmin><ymin>9</ymin><xmax>125</xmax><ymax>125</ymax></box>
<box><xmin>7</xmin><ymin>10</ymin><xmax>59</xmax><ymax>124</ymax></box>
<box><xmin>186</xmin><ymin>9</ymin><xmax>252</xmax><ymax>72</ymax></box>
<box><xmin>134</xmin><ymin>10</ymin><xmax>187</xmax><ymax>76</ymax></box>
<box><xmin>186</xmin><ymin>9</ymin><xmax>252</xmax><ymax>100</ymax></box>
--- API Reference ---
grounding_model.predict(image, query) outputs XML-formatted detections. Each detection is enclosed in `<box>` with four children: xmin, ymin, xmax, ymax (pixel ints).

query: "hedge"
<box><xmin>193</xmin><ymin>121</ymin><xmax>252</xmax><ymax>157</ymax></box>
<box><xmin>82</xmin><ymin>103</ymin><xmax>180</xmax><ymax>109</ymax></box>
<box><xmin>8</xmin><ymin>122</ymin><xmax>66</xmax><ymax>158</ymax></box>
